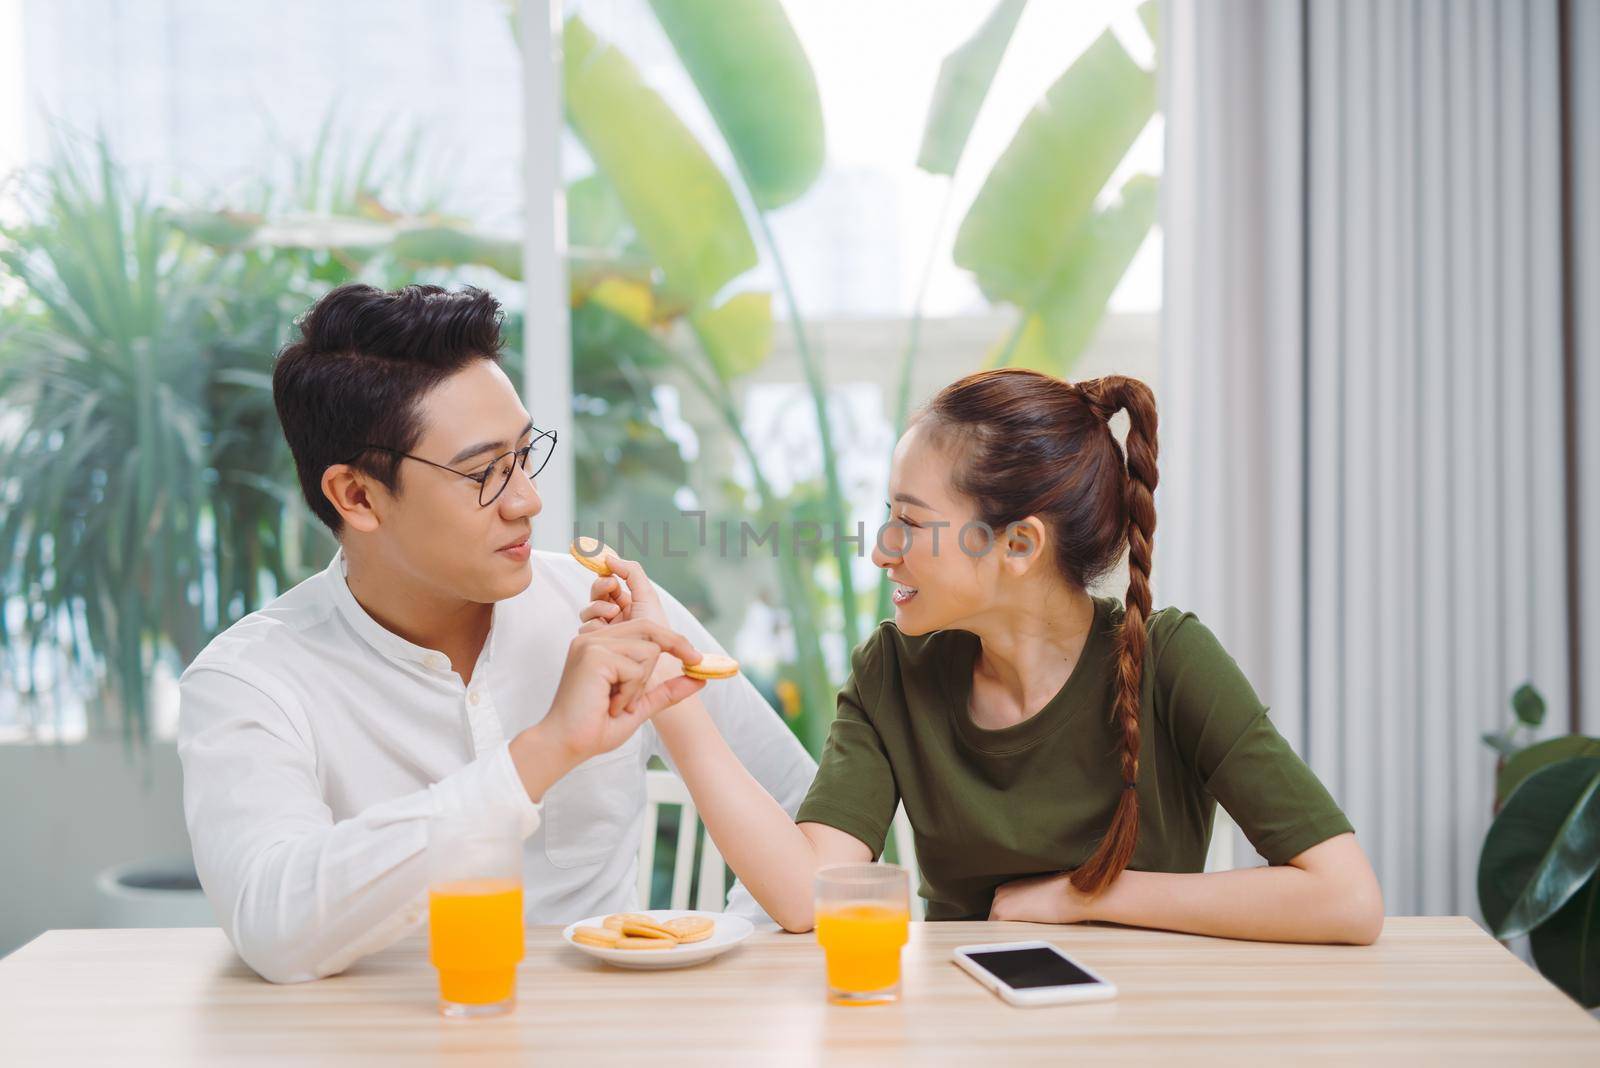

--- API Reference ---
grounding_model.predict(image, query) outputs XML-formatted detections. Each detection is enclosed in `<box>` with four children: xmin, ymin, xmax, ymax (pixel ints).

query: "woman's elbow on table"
<box><xmin>1318</xmin><ymin>850</ymin><xmax>1382</xmax><ymax>940</ymax></box>
<box><xmin>1284</xmin><ymin>833</ymin><xmax>1385</xmax><ymax>945</ymax></box>
<box><xmin>1336</xmin><ymin>876</ymin><xmax>1385</xmax><ymax>946</ymax></box>
<box><xmin>775</xmin><ymin>906</ymin><xmax>816</xmax><ymax>935</ymax></box>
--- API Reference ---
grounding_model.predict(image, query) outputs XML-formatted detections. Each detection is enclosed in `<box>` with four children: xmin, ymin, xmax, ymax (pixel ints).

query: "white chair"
<box><xmin>639</xmin><ymin>769</ymin><xmax>727</xmax><ymax>911</ymax></box>
<box><xmin>1204</xmin><ymin>807</ymin><xmax>1238</xmax><ymax>872</ymax></box>
<box><xmin>638</xmin><ymin>770</ymin><xmax>926</xmax><ymax>919</ymax></box>
<box><xmin>890</xmin><ymin>804</ymin><xmax>926</xmax><ymax>920</ymax></box>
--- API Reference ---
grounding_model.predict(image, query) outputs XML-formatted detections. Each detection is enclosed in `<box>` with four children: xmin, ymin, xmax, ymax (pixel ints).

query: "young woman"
<box><xmin>583</xmin><ymin>369</ymin><xmax>1383</xmax><ymax>943</ymax></box>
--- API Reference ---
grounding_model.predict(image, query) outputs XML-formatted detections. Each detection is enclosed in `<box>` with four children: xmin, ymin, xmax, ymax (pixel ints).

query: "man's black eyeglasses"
<box><xmin>351</xmin><ymin>429</ymin><xmax>557</xmax><ymax>507</ymax></box>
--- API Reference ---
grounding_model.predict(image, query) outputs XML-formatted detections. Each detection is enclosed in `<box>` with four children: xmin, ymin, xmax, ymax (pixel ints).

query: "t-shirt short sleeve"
<box><xmin>1151</xmin><ymin>610</ymin><xmax>1355</xmax><ymax>866</ymax></box>
<box><xmin>795</xmin><ymin>627</ymin><xmax>899</xmax><ymax>858</ymax></box>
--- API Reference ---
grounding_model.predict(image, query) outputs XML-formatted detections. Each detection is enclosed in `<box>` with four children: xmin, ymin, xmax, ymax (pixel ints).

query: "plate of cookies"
<box><xmin>562</xmin><ymin>910</ymin><xmax>754</xmax><ymax>970</ymax></box>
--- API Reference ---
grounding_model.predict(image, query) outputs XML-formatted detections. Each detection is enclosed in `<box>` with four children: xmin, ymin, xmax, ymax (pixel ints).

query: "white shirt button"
<box><xmin>468</xmin><ymin>691</ymin><xmax>481</xmax><ymax>706</ymax></box>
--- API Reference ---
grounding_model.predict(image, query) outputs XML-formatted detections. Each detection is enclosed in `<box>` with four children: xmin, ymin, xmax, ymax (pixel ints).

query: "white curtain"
<box><xmin>1574</xmin><ymin>0</ymin><xmax>1600</xmax><ymax>776</ymax></box>
<box><xmin>1161</xmin><ymin>0</ymin><xmax>1594</xmax><ymax>918</ymax></box>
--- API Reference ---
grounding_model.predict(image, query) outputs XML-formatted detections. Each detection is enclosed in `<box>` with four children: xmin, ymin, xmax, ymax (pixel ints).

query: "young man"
<box><xmin>178</xmin><ymin>284</ymin><xmax>816</xmax><ymax>983</ymax></box>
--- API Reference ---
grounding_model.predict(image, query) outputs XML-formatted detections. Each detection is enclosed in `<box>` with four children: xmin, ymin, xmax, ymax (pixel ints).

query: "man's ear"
<box><xmin>1000</xmin><ymin>516</ymin><xmax>1049</xmax><ymax>576</ymax></box>
<box><xmin>321</xmin><ymin>464</ymin><xmax>383</xmax><ymax>534</ymax></box>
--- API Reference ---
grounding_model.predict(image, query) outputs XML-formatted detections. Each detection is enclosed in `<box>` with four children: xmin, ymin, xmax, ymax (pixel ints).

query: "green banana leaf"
<box><xmin>1499</xmin><ymin>735</ymin><xmax>1600</xmax><ymax>809</ymax></box>
<box><xmin>690</xmin><ymin>291</ymin><xmax>774</xmax><ymax>381</ymax></box>
<box><xmin>567</xmin><ymin>173</ymin><xmax>631</xmax><ymax>251</ymax></box>
<box><xmin>1528</xmin><ymin>872</ymin><xmax>1600</xmax><ymax>1008</ymax></box>
<box><xmin>1479</xmin><ymin>756</ymin><xmax>1600</xmax><ymax>940</ymax></box>
<box><xmin>1138</xmin><ymin>0</ymin><xmax>1159</xmax><ymax>44</ymax></box>
<box><xmin>648</xmin><ymin>0</ymin><xmax>824</xmax><ymax>210</ymax></box>
<box><xmin>916</xmin><ymin>0</ymin><xmax>1027</xmax><ymax>176</ymax></box>
<box><xmin>564</xmin><ymin>16</ymin><xmax>758</xmax><ymax>306</ymax></box>
<box><xmin>953</xmin><ymin>27</ymin><xmax>1156</xmax><ymax>305</ymax></box>
<box><xmin>992</xmin><ymin>172</ymin><xmax>1157</xmax><ymax>375</ymax></box>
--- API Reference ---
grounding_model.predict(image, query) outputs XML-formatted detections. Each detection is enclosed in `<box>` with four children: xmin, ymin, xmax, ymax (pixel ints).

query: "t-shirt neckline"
<box><xmin>945</xmin><ymin>596</ymin><xmax>1113</xmax><ymax>757</ymax></box>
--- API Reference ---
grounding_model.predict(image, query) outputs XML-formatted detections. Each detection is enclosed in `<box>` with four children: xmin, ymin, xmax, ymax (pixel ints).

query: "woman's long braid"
<box><xmin>1068</xmin><ymin>375</ymin><xmax>1158</xmax><ymax>896</ymax></box>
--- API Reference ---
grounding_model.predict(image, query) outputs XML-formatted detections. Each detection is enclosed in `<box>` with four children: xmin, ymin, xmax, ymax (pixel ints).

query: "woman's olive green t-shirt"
<box><xmin>795</xmin><ymin>597</ymin><xmax>1353</xmax><ymax>921</ymax></box>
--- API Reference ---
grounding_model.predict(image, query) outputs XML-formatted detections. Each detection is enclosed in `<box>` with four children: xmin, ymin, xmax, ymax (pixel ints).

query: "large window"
<box><xmin>0</xmin><ymin>0</ymin><xmax>1161</xmax><ymax>752</ymax></box>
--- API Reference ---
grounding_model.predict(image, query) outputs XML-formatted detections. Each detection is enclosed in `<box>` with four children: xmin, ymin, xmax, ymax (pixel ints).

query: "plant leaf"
<box><xmin>1479</xmin><ymin>756</ymin><xmax>1600</xmax><ymax>940</ymax></box>
<box><xmin>953</xmin><ymin>27</ymin><xmax>1156</xmax><ymax>304</ymax></box>
<box><xmin>169</xmin><ymin>209</ymin><xmax>264</xmax><ymax>249</ymax></box>
<box><xmin>1137</xmin><ymin>0</ymin><xmax>1159</xmax><ymax>46</ymax></box>
<box><xmin>916</xmin><ymin>0</ymin><xmax>1027</xmax><ymax>176</ymax></box>
<box><xmin>586</xmin><ymin>277</ymin><xmax>656</xmax><ymax>328</ymax></box>
<box><xmin>995</xmin><ymin>172</ymin><xmax>1157</xmax><ymax>375</ymax></box>
<box><xmin>1528</xmin><ymin>872</ymin><xmax>1600</xmax><ymax>1008</ymax></box>
<box><xmin>690</xmin><ymin>291</ymin><xmax>774</xmax><ymax>381</ymax></box>
<box><xmin>1512</xmin><ymin>682</ymin><xmax>1548</xmax><ymax>728</ymax></box>
<box><xmin>648</xmin><ymin>0</ymin><xmax>825</xmax><ymax>210</ymax></box>
<box><xmin>248</xmin><ymin>213</ymin><xmax>394</xmax><ymax>251</ymax></box>
<box><xmin>567</xmin><ymin>173</ymin><xmax>630</xmax><ymax>251</ymax></box>
<box><xmin>564</xmin><ymin>16</ymin><xmax>758</xmax><ymax>305</ymax></box>
<box><xmin>1499</xmin><ymin>735</ymin><xmax>1600</xmax><ymax>808</ymax></box>
<box><xmin>389</xmin><ymin>226</ymin><xmax>522</xmax><ymax>280</ymax></box>
<box><xmin>1483</xmin><ymin>730</ymin><xmax>1518</xmax><ymax>759</ymax></box>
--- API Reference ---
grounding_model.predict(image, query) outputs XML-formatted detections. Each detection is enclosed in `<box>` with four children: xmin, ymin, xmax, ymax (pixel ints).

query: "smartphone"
<box><xmin>952</xmin><ymin>940</ymin><xmax>1118</xmax><ymax>1007</ymax></box>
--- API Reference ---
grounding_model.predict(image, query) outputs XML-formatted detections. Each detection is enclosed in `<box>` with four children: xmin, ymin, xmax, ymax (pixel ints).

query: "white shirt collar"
<box><xmin>325</xmin><ymin>547</ymin><xmax>500</xmax><ymax>673</ymax></box>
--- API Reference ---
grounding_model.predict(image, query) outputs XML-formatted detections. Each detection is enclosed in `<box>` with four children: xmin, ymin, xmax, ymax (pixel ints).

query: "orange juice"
<box><xmin>428</xmin><ymin>878</ymin><xmax>524</xmax><ymax>1007</ymax></box>
<box><xmin>815</xmin><ymin>902</ymin><xmax>910</xmax><ymax>1001</ymax></box>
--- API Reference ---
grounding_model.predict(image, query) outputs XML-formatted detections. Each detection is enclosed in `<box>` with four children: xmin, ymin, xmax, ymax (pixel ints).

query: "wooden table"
<box><xmin>2</xmin><ymin>918</ymin><xmax>1596</xmax><ymax>1064</ymax></box>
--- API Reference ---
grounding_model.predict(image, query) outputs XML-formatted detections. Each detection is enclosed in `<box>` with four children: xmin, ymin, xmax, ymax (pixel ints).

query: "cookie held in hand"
<box><xmin>682</xmin><ymin>653</ymin><xmax>739</xmax><ymax>681</ymax></box>
<box><xmin>570</xmin><ymin>536</ymin><xmax>616</xmax><ymax>576</ymax></box>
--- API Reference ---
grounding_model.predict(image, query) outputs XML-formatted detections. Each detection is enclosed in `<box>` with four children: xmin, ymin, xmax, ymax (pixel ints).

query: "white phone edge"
<box><xmin>951</xmin><ymin>940</ymin><xmax>1118</xmax><ymax>1008</ymax></box>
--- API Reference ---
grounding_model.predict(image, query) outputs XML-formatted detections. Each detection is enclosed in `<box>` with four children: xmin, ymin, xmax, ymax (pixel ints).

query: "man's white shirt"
<box><xmin>177</xmin><ymin>549</ymin><xmax>817</xmax><ymax>983</ymax></box>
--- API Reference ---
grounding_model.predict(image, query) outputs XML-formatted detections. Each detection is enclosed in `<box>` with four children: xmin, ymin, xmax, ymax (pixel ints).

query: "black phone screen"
<box><xmin>966</xmin><ymin>947</ymin><xmax>1100</xmax><ymax>989</ymax></box>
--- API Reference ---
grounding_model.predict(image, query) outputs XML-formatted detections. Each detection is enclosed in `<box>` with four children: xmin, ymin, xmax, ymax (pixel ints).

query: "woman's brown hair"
<box><xmin>914</xmin><ymin>368</ymin><xmax>1158</xmax><ymax>896</ymax></box>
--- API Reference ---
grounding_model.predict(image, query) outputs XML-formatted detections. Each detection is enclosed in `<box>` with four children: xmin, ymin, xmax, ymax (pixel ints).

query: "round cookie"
<box><xmin>615</xmin><ymin>935</ymin><xmax>679</xmax><ymax>950</ymax></box>
<box><xmin>570</xmin><ymin>536</ymin><xmax>616</xmax><ymax>576</ymax></box>
<box><xmin>620</xmin><ymin>917</ymin><xmax>677</xmax><ymax>941</ymax></box>
<box><xmin>683</xmin><ymin>653</ymin><xmax>740</xmax><ymax>681</ymax></box>
<box><xmin>572</xmin><ymin>926</ymin><xmax>622</xmax><ymax>948</ymax></box>
<box><xmin>663</xmin><ymin>916</ymin><xmax>714</xmax><ymax>944</ymax></box>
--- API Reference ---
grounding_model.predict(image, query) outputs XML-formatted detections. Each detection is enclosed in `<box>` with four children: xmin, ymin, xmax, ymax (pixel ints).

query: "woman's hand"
<box><xmin>989</xmin><ymin>871</ymin><xmax>1096</xmax><ymax>925</ymax></box>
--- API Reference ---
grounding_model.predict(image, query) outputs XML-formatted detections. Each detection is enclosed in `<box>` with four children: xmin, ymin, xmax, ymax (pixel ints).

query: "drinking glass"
<box><xmin>427</xmin><ymin>814</ymin><xmax>524</xmax><ymax>1017</ymax></box>
<box><xmin>814</xmin><ymin>863</ymin><xmax>911</xmax><ymax>1005</ymax></box>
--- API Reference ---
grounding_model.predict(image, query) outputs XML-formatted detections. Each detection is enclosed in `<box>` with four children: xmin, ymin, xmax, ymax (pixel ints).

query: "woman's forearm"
<box><xmin>990</xmin><ymin>834</ymin><xmax>1383</xmax><ymax>945</ymax></box>
<box><xmin>1089</xmin><ymin>864</ymin><xmax>1383</xmax><ymax>945</ymax></box>
<box><xmin>652</xmin><ymin>701</ymin><xmax>823</xmax><ymax>931</ymax></box>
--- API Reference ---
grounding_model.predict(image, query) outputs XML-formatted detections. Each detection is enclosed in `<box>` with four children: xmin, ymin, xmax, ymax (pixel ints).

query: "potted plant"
<box><xmin>1477</xmin><ymin>684</ymin><xmax>1600</xmax><ymax>1008</ymax></box>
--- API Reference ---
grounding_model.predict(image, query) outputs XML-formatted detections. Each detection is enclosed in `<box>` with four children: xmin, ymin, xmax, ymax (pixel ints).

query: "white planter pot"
<box><xmin>95</xmin><ymin>857</ymin><xmax>215</xmax><ymax>929</ymax></box>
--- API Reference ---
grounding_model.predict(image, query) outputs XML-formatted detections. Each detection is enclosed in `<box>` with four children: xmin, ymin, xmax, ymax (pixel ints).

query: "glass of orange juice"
<box><xmin>814</xmin><ymin>863</ymin><xmax>911</xmax><ymax>1005</ymax></box>
<box><xmin>427</xmin><ymin>814</ymin><xmax>524</xmax><ymax>1018</ymax></box>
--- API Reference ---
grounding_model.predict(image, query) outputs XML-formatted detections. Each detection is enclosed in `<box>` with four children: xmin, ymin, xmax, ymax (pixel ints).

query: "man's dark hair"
<box><xmin>272</xmin><ymin>283</ymin><xmax>506</xmax><ymax>533</ymax></box>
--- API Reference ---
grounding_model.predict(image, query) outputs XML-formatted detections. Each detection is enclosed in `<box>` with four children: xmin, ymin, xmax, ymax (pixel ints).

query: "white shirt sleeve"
<box><xmin>649</xmin><ymin>590</ymin><xmax>819</xmax><ymax>924</ymax></box>
<box><xmin>177</xmin><ymin>667</ymin><xmax>541</xmax><ymax>984</ymax></box>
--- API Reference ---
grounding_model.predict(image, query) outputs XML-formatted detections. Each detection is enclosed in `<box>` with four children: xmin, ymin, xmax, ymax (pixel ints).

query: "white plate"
<box><xmin>561</xmin><ymin>910</ymin><xmax>754</xmax><ymax>970</ymax></box>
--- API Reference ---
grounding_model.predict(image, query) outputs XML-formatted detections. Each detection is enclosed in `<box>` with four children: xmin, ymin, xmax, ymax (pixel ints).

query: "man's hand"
<box><xmin>988</xmin><ymin>871</ymin><xmax>1096</xmax><ymax>925</ymax></box>
<box><xmin>577</xmin><ymin>555</ymin><xmax>669</xmax><ymax>630</ymax></box>
<box><xmin>577</xmin><ymin>556</ymin><xmax>682</xmax><ymax>690</ymax></box>
<box><xmin>510</xmin><ymin>618</ymin><xmax>705</xmax><ymax>801</ymax></box>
